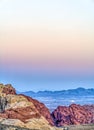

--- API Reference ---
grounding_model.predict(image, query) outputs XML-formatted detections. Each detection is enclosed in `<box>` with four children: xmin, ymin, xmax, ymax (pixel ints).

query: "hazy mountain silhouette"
<box><xmin>20</xmin><ymin>87</ymin><xmax>94</xmax><ymax>97</ymax></box>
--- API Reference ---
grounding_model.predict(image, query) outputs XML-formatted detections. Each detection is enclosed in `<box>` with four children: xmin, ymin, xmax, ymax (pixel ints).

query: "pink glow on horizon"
<box><xmin>0</xmin><ymin>0</ymin><xmax>94</xmax><ymax>76</ymax></box>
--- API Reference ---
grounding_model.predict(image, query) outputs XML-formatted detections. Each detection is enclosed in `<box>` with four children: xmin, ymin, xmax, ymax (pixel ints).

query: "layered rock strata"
<box><xmin>0</xmin><ymin>83</ymin><xmax>60</xmax><ymax>130</ymax></box>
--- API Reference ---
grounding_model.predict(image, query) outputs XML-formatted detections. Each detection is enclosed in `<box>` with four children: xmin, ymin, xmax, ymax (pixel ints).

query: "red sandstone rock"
<box><xmin>0</xmin><ymin>106</ymin><xmax>40</xmax><ymax>123</ymax></box>
<box><xmin>2</xmin><ymin>84</ymin><xmax>16</xmax><ymax>95</ymax></box>
<box><xmin>19</xmin><ymin>94</ymin><xmax>54</xmax><ymax>125</ymax></box>
<box><xmin>83</xmin><ymin>105</ymin><xmax>94</xmax><ymax>123</ymax></box>
<box><xmin>1</xmin><ymin>84</ymin><xmax>94</xmax><ymax>127</ymax></box>
<box><xmin>1</xmin><ymin>83</ymin><xmax>54</xmax><ymax>125</ymax></box>
<box><xmin>51</xmin><ymin>104</ymin><xmax>94</xmax><ymax>126</ymax></box>
<box><xmin>0</xmin><ymin>93</ymin><xmax>54</xmax><ymax>125</ymax></box>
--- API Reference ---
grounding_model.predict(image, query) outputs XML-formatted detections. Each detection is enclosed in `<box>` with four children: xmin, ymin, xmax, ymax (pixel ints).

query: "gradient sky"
<box><xmin>0</xmin><ymin>0</ymin><xmax>94</xmax><ymax>91</ymax></box>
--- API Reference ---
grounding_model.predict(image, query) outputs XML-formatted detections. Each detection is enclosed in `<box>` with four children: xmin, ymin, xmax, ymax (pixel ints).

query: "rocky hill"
<box><xmin>0</xmin><ymin>83</ymin><xmax>94</xmax><ymax>129</ymax></box>
<box><xmin>51</xmin><ymin>104</ymin><xmax>94</xmax><ymax>127</ymax></box>
<box><xmin>0</xmin><ymin>83</ymin><xmax>61</xmax><ymax>130</ymax></box>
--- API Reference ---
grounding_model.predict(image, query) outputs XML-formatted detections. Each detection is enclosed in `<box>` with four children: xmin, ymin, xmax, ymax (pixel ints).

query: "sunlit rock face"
<box><xmin>51</xmin><ymin>104</ymin><xmax>94</xmax><ymax>126</ymax></box>
<box><xmin>0</xmin><ymin>83</ymin><xmax>59</xmax><ymax>130</ymax></box>
<box><xmin>2</xmin><ymin>84</ymin><xmax>16</xmax><ymax>95</ymax></box>
<box><xmin>20</xmin><ymin>94</ymin><xmax>54</xmax><ymax>126</ymax></box>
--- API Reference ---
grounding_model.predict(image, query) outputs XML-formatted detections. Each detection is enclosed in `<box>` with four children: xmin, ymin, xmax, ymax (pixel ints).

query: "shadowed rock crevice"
<box><xmin>0</xmin><ymin>96</ymin><xmax>7</xmax><ymax>113</ymax></box>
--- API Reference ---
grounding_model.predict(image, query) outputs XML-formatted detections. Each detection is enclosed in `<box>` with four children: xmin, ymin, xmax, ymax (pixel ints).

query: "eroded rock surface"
<box><xmin>0</xmin><ymin>83</ymin><xmax>94</xmax><ymax>130</ymax></box>
<box><xmin>51</xmin><ymin>104</ymin><xmax>94</xmax><ymax>126</ymax></box>
<box><xmin>2</xmin><ymin>84</ymin><xmax>16</xmax><ymax>95</ymax></box>
<box><xmin>0</xmin><ymin>83</ymin><xmax>56</xmax><ymax>130</ymax></box>
<box><xmin>20</xmin><ymin>94</ymin><xmax>54</xmax><ymax>125</ymax></box>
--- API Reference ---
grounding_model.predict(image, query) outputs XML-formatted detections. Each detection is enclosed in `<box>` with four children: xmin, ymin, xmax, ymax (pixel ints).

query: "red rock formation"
<box><xmin>1</xmin><ymin>84</ymin><xmax>94</xmax><ymax>127</ymax></box>
<box><xmin>0</xmin><ymin>93</ymin><xmax>54</xmax><ymax>125</ymax></box>
<box><xmin>19</xmin><ymin>94</ymin><xmax>54</xmax><ymax>125</ymax></box>
<box><xmin>83</xmin><ymin>105</ymin><xmax>94</xmax><ymax>114</ymax></box>
<box><xmin>83</xmin><ymin>105</ymin><xmax>94</xmax><ymax>123</ymax></box>
<box><xmin>51</xmin><ymin>104</ymin><xmax>94</xmax><ymax>126</ymax></box>
<box><xmin>0</xmin><ymin>106</ymin><xmax>40</xmax><ymax>123</ymax></box>
<box><xmin>1</xmin><ymin>83</ymin><xmax>54</xmax><ymax>125</ymax></box>
<box><xmin>2</xmin><ymin>84</ymin><xmax>16</xmax><ymax>95</ymax></box>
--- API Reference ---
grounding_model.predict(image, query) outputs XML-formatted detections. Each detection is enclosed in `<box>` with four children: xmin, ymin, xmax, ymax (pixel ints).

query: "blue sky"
<box><xmin>1</xmin><ymin>68</ymin><xmax>94</xmax><ymax>92</ymax></box>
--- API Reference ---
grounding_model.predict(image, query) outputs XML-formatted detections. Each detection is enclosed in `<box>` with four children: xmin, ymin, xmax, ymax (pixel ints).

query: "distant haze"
<box><xmin>0</xmin><ymin>0</ymin><xmax>94</xmax><ymax>91</ymax></box>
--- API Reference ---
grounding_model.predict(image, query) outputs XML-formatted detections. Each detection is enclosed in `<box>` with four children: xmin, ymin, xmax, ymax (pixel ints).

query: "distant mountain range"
<box><xmin>19</xmin><ymin>87</ymin><xmax>94</xmax><ymax>97</ymax></box>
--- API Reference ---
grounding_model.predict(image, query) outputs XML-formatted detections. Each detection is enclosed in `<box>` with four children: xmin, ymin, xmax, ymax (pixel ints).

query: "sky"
<box><xmin>0</xmin><ymin>0</ymin><xmax>94</xmax><ymax>91</ymax></box>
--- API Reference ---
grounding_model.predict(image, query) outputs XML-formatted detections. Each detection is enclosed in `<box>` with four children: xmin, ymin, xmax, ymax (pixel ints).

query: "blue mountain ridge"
<box><xmin>18</xmin><ymin>87</ymin><xmax>94</xmax><ymax>97</ymax></box>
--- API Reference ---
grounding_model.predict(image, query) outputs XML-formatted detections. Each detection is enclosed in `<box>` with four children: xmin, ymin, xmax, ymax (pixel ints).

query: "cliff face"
<box><xmin>20</xmin><ymin>94</ymin><xmax>54</xmax><ymax>125</ymax></box>
<box><xmin>51</xmin><ymin>104</ymin><xmax>94</xmax><ymax>126</ymax></box>
<box><xmin>0</xmin><ymin>83</ymin><xmax>59</xmax><ymax>130</ymax></box>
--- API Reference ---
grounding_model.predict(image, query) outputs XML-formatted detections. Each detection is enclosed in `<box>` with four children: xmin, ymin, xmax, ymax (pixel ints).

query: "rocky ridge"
<box><xmin>0</xmin><ymin>83</ymin><xmax>94</xmax><ymax>129</ymax></box>
<box><xmin>0</xmin><ymin>83</ymin><xmax>60</xmax><ymax>130</ymax></box>
<box><xmin>51</xmin><ymin>104</ymin><xmax>94</xmax><ymax>127</ymax></box>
